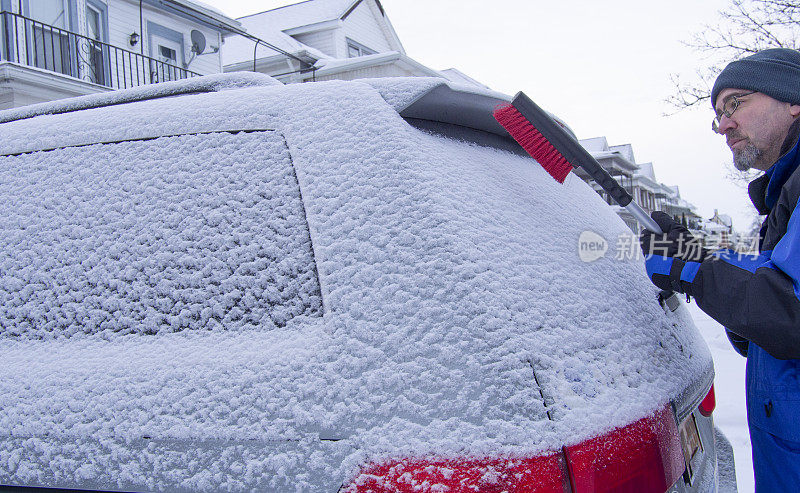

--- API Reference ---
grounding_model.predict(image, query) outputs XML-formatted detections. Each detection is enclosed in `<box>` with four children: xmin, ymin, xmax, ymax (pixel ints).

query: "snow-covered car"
<box><xmin>0</xmin><ymin>73</ymin><xmax>730</xmax><ymax>492</ymax></box>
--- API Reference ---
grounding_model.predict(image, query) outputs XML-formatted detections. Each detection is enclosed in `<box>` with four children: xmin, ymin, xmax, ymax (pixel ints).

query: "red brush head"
<box><xmin>493</xmin><ymin>103</ymin><xmax>573</xmax><ymax>183</ymax></box>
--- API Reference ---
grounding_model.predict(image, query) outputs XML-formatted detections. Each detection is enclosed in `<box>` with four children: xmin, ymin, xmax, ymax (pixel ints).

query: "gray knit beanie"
<box><xmin>711</xmin><ymin>48</ymin><xmax>800</xmax><ymax>108</ymax></box>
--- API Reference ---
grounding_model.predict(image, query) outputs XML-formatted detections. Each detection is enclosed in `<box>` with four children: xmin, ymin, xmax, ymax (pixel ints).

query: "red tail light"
<box><xmin>698</xmin><ymin>384</ymin><xmax>715</xmax><ymax>417</ymax></box>
<box><xmin>343</xmin><ymin>454</ymin><xmax>570</xmax><ymax>493</ymax></box>
<box><xmin>564</xmin><ymin>405</ymin><xmax>684</xmax><ymax>492</ymax></box>
<box><xmin>346</xmin><ymin>405</ymin><xmax>684</xmax><ymax>493</ymax></box>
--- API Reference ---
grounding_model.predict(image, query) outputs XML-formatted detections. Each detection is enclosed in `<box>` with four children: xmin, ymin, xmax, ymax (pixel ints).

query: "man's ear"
<box><xmin>791</xmin><ymin>104</ymin><xmax>800</xmax><ymax>117</ymax></box>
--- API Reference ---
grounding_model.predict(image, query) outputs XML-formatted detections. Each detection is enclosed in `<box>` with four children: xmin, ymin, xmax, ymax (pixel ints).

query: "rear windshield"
<box><xmin>0</xmin><ymin>131</ymin><xmax>322</xmax><ymax>339</ymax></box>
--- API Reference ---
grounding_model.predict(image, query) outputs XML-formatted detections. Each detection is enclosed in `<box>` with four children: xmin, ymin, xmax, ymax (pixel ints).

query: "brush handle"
<box><xmin>511</xmin><ymin>92</ymin><xmax>663</xmax><ymax>234</ymax></box>
<box><xmin>625</xmin><ymin>202</ymin><xmax>663</xmax><ymax>234</ymax></box>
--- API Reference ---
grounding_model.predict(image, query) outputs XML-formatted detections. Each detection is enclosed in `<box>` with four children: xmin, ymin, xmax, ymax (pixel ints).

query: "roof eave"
<box><xmin>224</xmin><ymin>49</ymin><xmax>320</xmax><ymax>73</ymax></box>
<box><xmin>283</xmin><ymin>19</ymin><xmax>343</xmax><ymax>36</ymax></box>
<box><xmin>149</xmin><ymin>0</ymin><xmax>243</xmax><ymax>34</ymax></box>
<box><xmin>312</xmin><ymin>52</ymin><xmax>441</xmax><ymax>78</ymax></box>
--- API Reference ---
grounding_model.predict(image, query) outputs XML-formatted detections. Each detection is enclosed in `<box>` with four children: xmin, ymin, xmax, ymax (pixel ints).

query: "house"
<box><xmin>660</xmin><ymin>185</ymin><xmax>703</xmax><ymax>230</ymax></box>
<box><xmin>578</xmin><ymin>138</ymin><xmax>639</xmax><ymax>199</ymax></box>
<box><xmin>632</xmin><ymin>162</ymin><xmax>666</xmax><ymax>214</ymax></box>
<box><xmin>578</xmin><ymin>136</ymin><xmax>705</xmax><ymax>234</ymax></box>
<box><xmin>222</xmin><ymin>0</ymin><xmax>488</xmax><ymax>88</ymax></box>
<box><xmin>709</xmin><ymin>209</ymin><xmax>733</xmax><ymax>231</ymax></box>
<box><xmin>0</xmin><ymin>0</ymin><xmax>242</xmax><ymax>109</ymax></box>
<box><xmin>577</xmin><ymin>137</ymin><xmax>640</xmax><ymax>231</ymax></box>
<box><xmin>702</xmin><ymin>208</ymin><xmax>737</xmax><ymax>247</ymax></box>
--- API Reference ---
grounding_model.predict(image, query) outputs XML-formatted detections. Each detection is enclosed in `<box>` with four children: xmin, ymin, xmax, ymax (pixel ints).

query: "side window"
<box><xmin>0</xmin><ymin>131</ymin><xmax>323</xmax><ymax>339</ymax></box>
<box><xmin>346</xmin><ymin>37</ymin><xmax>376</xmax><ymax>58</ymax></box>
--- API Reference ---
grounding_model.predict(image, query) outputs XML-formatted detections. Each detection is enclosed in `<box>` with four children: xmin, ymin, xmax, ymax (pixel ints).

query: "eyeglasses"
<box><xmin>712</xmin><ymin>91</ymin><xmax>756</xmax><ymax>133</ymax></box>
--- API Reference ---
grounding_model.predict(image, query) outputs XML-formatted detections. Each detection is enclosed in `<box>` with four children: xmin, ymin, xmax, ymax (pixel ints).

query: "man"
<box><xmin>640</xmin><ymin>48</ymin><xmax>800</xmax><ymax>491</ymax></box>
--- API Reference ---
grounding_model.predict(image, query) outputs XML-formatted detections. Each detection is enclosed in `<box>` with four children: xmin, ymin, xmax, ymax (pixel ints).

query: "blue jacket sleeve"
<box><xmin>688</xmin><ymin>203</ymin><xmax>800</xmax><ymax>360</ymax></box>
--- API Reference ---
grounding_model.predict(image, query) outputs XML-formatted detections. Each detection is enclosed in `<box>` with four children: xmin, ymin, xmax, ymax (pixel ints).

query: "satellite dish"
<box><xmin>190</xmin><ymin>30</ymin><xmax>206</xmax><ymax>54</ymax></box>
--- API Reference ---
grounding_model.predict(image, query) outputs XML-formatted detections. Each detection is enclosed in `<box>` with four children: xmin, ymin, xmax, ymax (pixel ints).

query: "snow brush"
<box><xmin>493</xmin><ymin>92</ymin><xmax>663</xmax><ymax>235</ymax></box>
<box><xmin>494</xmin><ymin>92</ymin><xmax>681</xmax><ymax>311</ymax></box>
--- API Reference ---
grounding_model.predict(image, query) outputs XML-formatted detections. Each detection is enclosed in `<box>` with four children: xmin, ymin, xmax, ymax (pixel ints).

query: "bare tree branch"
<box><xmin>667</xmin><ymin>0</ymin><xmax>800</xmax><ymax>112</ymax></box>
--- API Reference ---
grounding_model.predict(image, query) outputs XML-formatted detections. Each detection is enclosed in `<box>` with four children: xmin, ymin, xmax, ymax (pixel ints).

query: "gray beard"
<box><xmin>732</xmin><ymin>143</ymin><xmax>762</xmax><ymax>171</ymax></box>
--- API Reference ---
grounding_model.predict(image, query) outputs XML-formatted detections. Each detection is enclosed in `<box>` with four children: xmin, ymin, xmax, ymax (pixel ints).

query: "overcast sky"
<box><xmin>203</xmin><ymin>0</ymin><xmax>754</xmax><ymax>230</ymax></box>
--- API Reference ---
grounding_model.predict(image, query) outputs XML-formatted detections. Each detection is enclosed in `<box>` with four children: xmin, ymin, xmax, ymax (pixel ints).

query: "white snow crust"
<box><xmin>0</xmin><ymin>78</ymin><xmax>712</xmax><ymax>491</ymax></box>
<box><xmin>360</xmin><ymin>76</ymin><xmax>510</xmax><ymax>114</ymax></box>
<box><xmin>241</xmin><ymin>0</ymin><xmax>355</xmax><ymax>34</ymax></box>
<box><xmin>0</xmin><ymin>132</ymin><xmax>322</xmax><ymax>338</ymax></box>
<box><xmin>0</xmin><ymin>72</ymin><xmax>279</xmax><ymax>125</ymax></box>
<box><xmin>360</xmin><ymin>76</ymin><xmax>446</xmax><ymax>112</ymax></box>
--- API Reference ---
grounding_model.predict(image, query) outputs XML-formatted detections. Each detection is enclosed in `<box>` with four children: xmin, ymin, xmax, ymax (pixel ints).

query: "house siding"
<box><xmin>293</xmin><ymin>29</ymin><xmax>337</xmax><ymax>57</ymax></box>
<box><xmin>109</xmin><ymin>0</ymin><xmax>221</xmax><ymax>76</ymax></box>
<box><xmin>341</xmin><ymin>0</ymin><xmax>391</xmax><ymax>55</ymax></box>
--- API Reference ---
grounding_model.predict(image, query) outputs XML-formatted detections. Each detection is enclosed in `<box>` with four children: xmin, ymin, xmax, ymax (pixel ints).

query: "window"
<box><xmin>85</xmin><ymin>5</ymin><xmax>101</xmax><ymax>39</ymax></box>
<box><xmin>84</xmin><ymin>2</ymin><xmax>108</xmax><ymax>85</ymax></box>
<box><xmin>0</xmin><ymin>131</ymin><xmax>323</xmax><ymax>338</ymax></box>
<box><xmin>28</xmin><ymin>0</ymin><xmax>73</xmax><ymax>76</ymax></box>
<box><xmin>346</xmin><ymin>37</ymin><xmax>376</xmax><ymax>58</ymax></box>
<box><xmin>28</xmin><ymin>0</ymin><xmax>68</xmax><ymax>28</ymax></box>
<box><xmin>158</xmin><ymin>45</ymin><xmax>177</xmax><ymax>63</ymax></box>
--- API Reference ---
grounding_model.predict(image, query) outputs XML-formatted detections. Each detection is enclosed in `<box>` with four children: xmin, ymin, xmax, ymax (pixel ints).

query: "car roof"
<box><xmin>0</xmin><ymin>72</ymin><xmax>279</xmax><ymax>125</ymax></box>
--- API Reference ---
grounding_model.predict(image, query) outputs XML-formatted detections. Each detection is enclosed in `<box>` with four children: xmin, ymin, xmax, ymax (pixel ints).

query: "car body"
<box><xmin>0</xmin><ymin>73</ymin><xmax>729</xmax><ymax>492</ymax></box>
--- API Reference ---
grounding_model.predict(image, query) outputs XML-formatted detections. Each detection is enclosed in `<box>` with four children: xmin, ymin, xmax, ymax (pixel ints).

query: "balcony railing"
<box><xmin>0</xmin><ymin>11</ymin><xmax>200</xmax><ymax>90</ymax></box>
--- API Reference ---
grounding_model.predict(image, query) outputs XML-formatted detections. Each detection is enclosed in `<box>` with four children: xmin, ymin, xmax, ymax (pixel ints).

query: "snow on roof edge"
<box><xmin>235</xmin><ymin>0</ymin><xmax>357</xmax><ymax>30</ymax></box>
<box><xmin>0</xmin><ymin>73</ymin><xmax>280</xmax><ymax>125</ymax></box>
<box><xmin>166</xmin><ymin>0</ymin><xmax>243</xmax><ymax>32</ymax></box>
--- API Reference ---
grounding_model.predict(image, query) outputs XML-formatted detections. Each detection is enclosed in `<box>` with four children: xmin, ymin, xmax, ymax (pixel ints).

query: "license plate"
<box><xmin>678</xmin><ymin>412</ymin><xmax>703</xmax><ymax>483</ymax></box>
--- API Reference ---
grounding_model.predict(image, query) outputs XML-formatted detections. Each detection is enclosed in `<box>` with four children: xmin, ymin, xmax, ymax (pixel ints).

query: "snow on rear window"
<box><xmin>0</xmin><ymin>131</ymin><xmax>322</xmax><ymax>339</ymax></box>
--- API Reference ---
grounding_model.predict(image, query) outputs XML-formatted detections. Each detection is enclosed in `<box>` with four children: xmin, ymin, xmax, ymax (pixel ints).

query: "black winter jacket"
<box><xmin>691</xmin><ymin>118</ymin><xmax>800</xmax><ymax>360</ymax></box>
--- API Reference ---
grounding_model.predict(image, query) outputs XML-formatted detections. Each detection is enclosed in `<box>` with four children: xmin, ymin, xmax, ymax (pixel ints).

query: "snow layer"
<box><xmin>240</xmin><ymin>0</ymin><xmax>355</xmax><ymax>33</ymax></box>
<box><xmin>0</xmin><ymin>72</ymin><xmax>278</xmax><ymax>125</ymax></box>
<box><xmin>0</xmin><ymin>78</ymin><xmax>712</xmax><ymax>491</ymax></box>
<box><xmin>0</xmin><ymin>132</ymin><xmax>322</xmax><ymax>338</ymax></box>
<box><xmin>360</xmin><ymin>76</ymin><xmax>446</xmax><ymax>112</ymax></box>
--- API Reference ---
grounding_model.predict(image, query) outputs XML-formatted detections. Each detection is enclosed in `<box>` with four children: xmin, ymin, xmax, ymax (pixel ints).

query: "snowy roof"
<box><xmin>610</xmin><ymin>143</ymin><xmax>635</xmax><ymax>163</ymax></box>
<box><xmin>578</xmin><ymin>136</ymin><xmax>609</xmax><ymax>153</ymax></box>
<box><xmin>664</xmin><ymin>184</ymin><xmax>679</xmax><ymax>196</ymax></box>
<box><xmin>164</xmin><ymin>0</ymin><xmax>243</xmax><ymax>33</ymax></box>
<box><xmin>221</xmin><ymin>5</ymin><xmax>341</xmax><ymax>66</ymax></box>
<box><xmin>178</xmin><ymin>0</ymin><xmax>228</xmax><ymax>18</ymax></box>
<box><xmin>438</xmin><ymin>68</ymin><xmax>490</xmax><ymax>90</ymax></box>
<box><xmin>589</xmin><ymin>150</ymin><xmax>639</xmax><ymax>173</ymax></box>
<box><xmin>700</xmin><ymin>221</ymin><xmax>729</xmax><ymax>233</ymax></box>
<box><xmin>0</xmin><ymin>75</ymin><xmax>712</xmax><ymax>491</ymax></box>
<box><xmin>221</xmin><ymin>21</ymin><xmax>314</xmax><ymax>66</ymax></box>
<box><xmin>238</xmin><ymin>0</ymin><xmax>357</xmax><ymax>32</ymax></box>
<box><xmin>635</xmin><ymin>162</ymin><xmax>656</xmax><ymax>181</ymax></box>
<box><xmin>579</xmin><ymin>139</ymin><xmax>638</xmax><ymax>173</ymax></box>
<box><xmin>310</xmin><ymin>52</ymin><xmax>455</xmax><ymax>83</ymax></box>
<box><xmin>711</xmin><ymin>212</ymin><xmax>733</xmax><ymax>227</ymax></box>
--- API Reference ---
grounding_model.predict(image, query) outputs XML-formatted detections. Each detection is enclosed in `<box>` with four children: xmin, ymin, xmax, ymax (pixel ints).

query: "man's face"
<box><xmin>714</xmin><ymin>88</ymin><xmax>800</xmax><ymax>171</ymax></box>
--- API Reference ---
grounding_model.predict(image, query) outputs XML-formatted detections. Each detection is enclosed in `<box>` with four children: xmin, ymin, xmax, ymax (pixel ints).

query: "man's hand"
<box><xmin>639</xmin><ymin>212</ymin><xmax>707</xmax><ymax>294</ymax></box>
<box><xmin>640</xmin><ymin>211</ymin><xmax>707</xmax><ymax>262</ymax></box>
